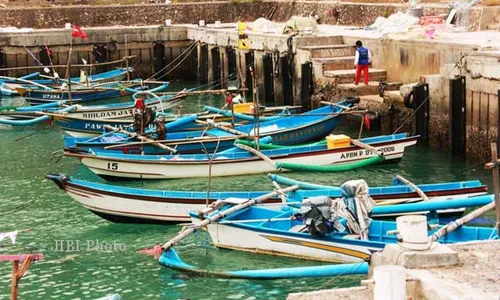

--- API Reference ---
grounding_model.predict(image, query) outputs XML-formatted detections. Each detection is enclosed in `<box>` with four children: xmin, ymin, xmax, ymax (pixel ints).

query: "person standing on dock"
<box><xmin>354</xmin><ymin>40</ymin><xmax>371</xmax><ymax>86</ymax></box>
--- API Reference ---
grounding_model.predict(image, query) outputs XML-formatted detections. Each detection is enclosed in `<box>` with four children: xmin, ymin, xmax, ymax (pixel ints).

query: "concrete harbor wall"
<box><xmin>0</xmin><ymin>1</ymin><xmax>498</xmax><ymax>31</ymax></box>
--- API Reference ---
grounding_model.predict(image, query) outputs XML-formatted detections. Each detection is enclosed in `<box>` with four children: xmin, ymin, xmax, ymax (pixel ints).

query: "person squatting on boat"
<box><xmin>294</xmin><ymin>180</ymin><xmax>376</xmax><ymax>239</ymax></box>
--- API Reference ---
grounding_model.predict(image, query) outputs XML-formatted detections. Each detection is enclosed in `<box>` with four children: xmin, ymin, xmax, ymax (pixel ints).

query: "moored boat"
<box><xmin>64</xmin><ymin>133</ymin><xmax>417</xmax><ymax>180</ymax></box>
<box><xmin>18</xmin><ymin>82</ymin><xmax>145</xmax><ymax>105</ymax></box>
<box><xmin>44</xmin><ymin>173</ymin><xmax>486</xmax><ymax>223</ymax></box>
<box><xmin>187</xmin><ymin>203</ymin><xmax>497</xmax><ymax>263</ymax></box>
<box><xmin>63</xmin><ymin>101</ymin><xmax>355</xmax><ymax>155</ymax></box>
<box><xmin>0</xmin><ymin>68</ymin><xmax>132</xmax><ymax>96</ymax></box>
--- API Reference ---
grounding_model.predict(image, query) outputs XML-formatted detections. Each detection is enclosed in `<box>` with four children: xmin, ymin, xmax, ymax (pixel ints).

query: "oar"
<box><xmin>161</xmin><ymin>185</ymin><xmax>300</xmax><ymax>251</ymax></box>
<box><xmin>429</xmin><ymin>201</ymin><xmax>497</xmax><ymax>242</ymax></box>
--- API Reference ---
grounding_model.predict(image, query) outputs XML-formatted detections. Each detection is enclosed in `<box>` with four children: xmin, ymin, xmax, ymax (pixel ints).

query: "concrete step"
<box><xmin>301</xmin><ymin>45</ymin><xmax>355</xmax><ymax>58</ymax></box>
<box><xmin>295</xmin><ymin>36</ymin><xmax>344</xmax><ymax>48</ymax></box>
<box><xmin>337</xmin><ymin>81</ymin><xmax>403</xmax><ymax>96</ymax></box>
<box><xmin>313</xmin><ymin>56</ymin><xmax>355</xmax><ymax>71</ymax></box>
<box><xmin>324</xmin><ymin>68</ymin><xmax>387</xmax><ymax>84</ymax></box>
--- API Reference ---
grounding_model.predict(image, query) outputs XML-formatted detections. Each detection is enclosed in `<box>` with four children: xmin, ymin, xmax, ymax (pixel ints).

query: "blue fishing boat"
<box><xmin>184</xmin><ymin>201</ymin><xmax>497</xmax><ymax>263</ymax></box>
<box><xmin>0</xmin><ymin>68</ymin><xmax>132</xmax><ymax>96</ymax></box>
<box><xmin>17</xmin><ymin>82</ymin><xmax>145</xmax><ymax>105</ymax></box>
<box><xmin>0</xmin><ymin>85</ymin><xmax>174</xmax><ymax>127</ymax></box>
<box><xmin>55</xmin><ymin>104</ymin><xmax>289</xmax><ymax>138</ymax></box>
<box><xmin>64</xmin><ymin>100</ymin><xmax>356</xmax><ymax>154</ymax></box>
<box><xmin>45</xmin><ymin>173</ymin><xmax>487</xmax><ymax>223</ymax></box>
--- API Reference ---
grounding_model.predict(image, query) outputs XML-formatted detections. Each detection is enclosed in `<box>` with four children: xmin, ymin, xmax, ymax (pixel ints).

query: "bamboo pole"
<box><xmin>272</xmin><ymin>180</ymin><xmax>287</xmax><ymax>203</ymax></box>
<box><xmin>218</xmin><ymin>217</ymin><xmax>292</xmax><ymax>224</ymax></box>
<box><xmin>429</xmin><ymin>201</ymin><xmax>496</xmax><ymax>242</ymax></box>
<box><xmin>358</xmin><ymin>111</ymin><xmax>365</xmax><ymax>139</ymax></box>
<box><xmin>234</xmin><ymin>143</ymin><xmax>276</xmax><ymax>169</ymax></box>
<box><xmin>161</xmin><ymin>185</ymin><xmax>300</xmax><ymax>250</ymax></box>
<box><xmin>485</xmin><ymin>142</ymin><xmax>500</xmax><ymax>235</ymax></box>
<box><xmin>350</xmin><ymin>139</ymin><xmax>384</xmax><ymax>157</ymax></box>
<box><xmin>195</xmin><ymin>120</ymin><xmax>249</xmax><ymax>136</ymax></box>
<box><xmin>103</xmin><ymin>134</ymin><xmax>249</xmax><ymax>150</ymax></box>
<box><xmin>0</xmin><ymin>76</ymin><xmax>53</xmax><ymax>91</ymax></box>
<box><xmin>102</xmin><ymin>125</ymin><xmax>177</xmax><ymax>153</ymax></box>
<box><xmin>125</xmin><ymin>35</ymin><xmax>130</xmax><ymax>81</ymax></box>
<box><xmin>394</xmin><ymin>175</ymin><xmax>429</xmax><ymax>202</ymax></box>
<box><xmin>320</xmin><ymin>101</ymin><xmax>353</xmax><ymax>110</ymax></box>
<box><xmin>65</xmin><ymin>38</ymin><xmax>74</xmax><ymax>105</ymax></box>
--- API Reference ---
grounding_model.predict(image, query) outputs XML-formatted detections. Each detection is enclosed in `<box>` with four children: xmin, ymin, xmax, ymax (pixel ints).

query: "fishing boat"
<box><xmin>17</xmin><ymin>81</ymin><xmax>149</xmax><ymax>105</ymax></box>
<box><xmin>268</xmin><ymin>174</ymin><xmax>479</xmax><ymax>219</ymax></box>
<box><xmin>186</xmin><ymin>201</ymin><xmax>497</xmax><ymax>263</ymax></box>
<box><xmin>0</xmin><ymin>87</ymin><xmax>176</xmax><ymax>127</ymax></box>
<box><xmin>64</xmin><ymin>132</ymin><xmax>417</xmax><ymax>180</ymax></box>
<box><xmin>63</xmin><ymin>100</ymin><xmax>356</xmax><ymax>155</ymax></box>
<box><xmin>52</xmin><ymin>104</ymin><xmax>291</xmax><ymax>138</ymax></box>
<box><xmin>0</xmin><ymin>68</ymin><xmax>132</xmax><ymax>96</ymax></box>
<box><xmin>45</xmin><ymin>173</ymin><xmax>487</xmax><ymax>224</ymax></box>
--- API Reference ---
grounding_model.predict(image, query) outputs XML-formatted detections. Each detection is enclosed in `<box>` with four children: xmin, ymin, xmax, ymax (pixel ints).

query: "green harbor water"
<box><xmin>0</xmin><ymin>84</ymin><xmax>496</xmax><ymax>299</ymax></box>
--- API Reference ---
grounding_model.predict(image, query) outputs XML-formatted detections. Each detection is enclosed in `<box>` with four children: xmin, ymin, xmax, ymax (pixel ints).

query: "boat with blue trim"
<box><xmin>45</xmin><ymin>173</ymin><xmax>487</xmax><ymax>224</ymax></box>
<box><xmin>186</xmin><ymin>202</ymin><xmax>497</xmax><ymax>263</ymax></box>
<box><xmin>63</xmin><ymin>100</ymin><xmax>356</xmax><ymax>155</ymax></box>
<box><xmin>63</xmin><ymin>132</ymin><xmax>417</xmax><ymax>180</ymax></box>
<box><xmin>0</xmin><ymin>68</ymin><xmax>132</xmax><ymax>96</ymax></box>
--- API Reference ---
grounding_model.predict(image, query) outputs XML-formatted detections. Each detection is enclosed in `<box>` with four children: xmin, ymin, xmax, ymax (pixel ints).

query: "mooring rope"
<box><xmin>147</xmin><ymin>41</ymin><xmax>197</xmax><ymax>81</ymax></box>
<box><xmin>0</xmin><ymin>198</ymin><xmax>38</xmax><ymax>216</ymax></box>
<box><xmin>392</xmin><ymin>95</ymin><xmax>430</xmax><ymax>135</ymax></box>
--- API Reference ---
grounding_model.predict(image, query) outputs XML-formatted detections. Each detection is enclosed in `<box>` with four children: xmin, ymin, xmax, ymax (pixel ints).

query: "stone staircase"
<box><xmin>303</xmin><ymin>38</ymin><xmax>402</xmax><ymax>109</ymax></box>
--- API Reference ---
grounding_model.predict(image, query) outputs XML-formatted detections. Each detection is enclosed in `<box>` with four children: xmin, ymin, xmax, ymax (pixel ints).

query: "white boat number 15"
<box><xmin>107</xmin><ymin>162</ymin><xmax>119</xmax><ymax>170</ymax></box>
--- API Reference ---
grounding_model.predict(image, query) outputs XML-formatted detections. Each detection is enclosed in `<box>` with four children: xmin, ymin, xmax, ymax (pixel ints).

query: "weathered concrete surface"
<box><xmin>287</xmin><ymin>241</ymin><xmax>500</xmax><ymax>300</ymax></box>
<box><xmin>370</xmin><ymin>243</ymin><xmax>459</xmax><ymax>269</ymax></box>
<box><xmin>408</xmin><ymin>241</ymin><xmax>500</xmax><ymax>300</ymax></box>
<box><xmin>424</xmin><ymin>51</ymin><xmax>500</xmax><ymax>160</ymax></box>
<box><xmin>0</xmin><ymin>1</ymin><xmax>497</xmax><ymax>31</ymax></box>
<box><xmin>287</xmin><ymin>286</ymin><xmax>371</xmax><ymax>300</ymax></box>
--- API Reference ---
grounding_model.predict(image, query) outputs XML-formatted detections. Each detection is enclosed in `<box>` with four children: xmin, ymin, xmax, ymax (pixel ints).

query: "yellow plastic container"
<box><xmin>233</xmin><ymin>102</ymin><xmax>253</xmax><ymax>114</ymax></box>
<box><xmin>326</xmin><ymin>134</ymin><xmax>351</xmax><ymax>149</ymax></box>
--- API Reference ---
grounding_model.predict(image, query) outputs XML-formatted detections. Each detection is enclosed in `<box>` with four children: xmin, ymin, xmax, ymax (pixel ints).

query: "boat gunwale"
<box><xmin>65</xmin><ymin>136</ymin><xmax>418</xmax><ymax>165</ymax></box>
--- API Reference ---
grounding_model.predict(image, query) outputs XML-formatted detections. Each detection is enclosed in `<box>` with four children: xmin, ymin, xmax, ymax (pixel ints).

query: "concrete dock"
<box><xmin>287</xmin><ymin>240</ymin><xmax>500</xmax><ymax>300</ymax></box>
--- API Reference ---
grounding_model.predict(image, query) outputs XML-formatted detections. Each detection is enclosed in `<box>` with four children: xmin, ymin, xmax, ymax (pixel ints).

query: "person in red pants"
<box><xmin>354</xmin><ymin>40</ymin><xmax>371</xmax><ymax>85</ymax></box>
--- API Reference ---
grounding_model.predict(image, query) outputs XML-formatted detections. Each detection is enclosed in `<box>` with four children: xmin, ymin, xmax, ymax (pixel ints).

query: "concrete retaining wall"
<box><xmin>0</xmin><ymin>1</ymin><xmax>496</xmax><ymax>31</ymax></box>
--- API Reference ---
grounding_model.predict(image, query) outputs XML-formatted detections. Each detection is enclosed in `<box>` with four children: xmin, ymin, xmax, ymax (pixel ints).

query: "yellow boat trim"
<box><xmin>262</xmin><ymin>235</ymin><xmax>371</xmax><ymax>260</ymax></box>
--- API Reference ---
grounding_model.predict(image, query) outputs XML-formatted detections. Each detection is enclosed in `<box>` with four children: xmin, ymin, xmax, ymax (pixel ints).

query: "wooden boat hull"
<box><xmin>23</xmin><ymin>88</ymin><xmax>132</xmax><ymax>105</ymax></box>
<box><xmin>0</xmin><ymin>92</ymin><xmax>181</xmax><ymax>126</ymax></box>
<box><xmin>54</xmin><ymin>98</ymin><xmax>186</xmax><ymax>137</ymax></box>
<box><xmin>66</xmin><ymin>103</ymin><xmax>355</xmax><ymax>154</ymax></box>
<box><xmin>194</xmin><ymin>206</ymin><xmax>497</xmax><ymax>263</ymax></box>
<box><xmin>67</xmin><ymin>135</ymin><xmax>417</xmax><ymax>179</ymax></box>
<box><xmin>45</xmin><ymin>174</ymin><xmax>487</xmax><ymax>224</ymax></box>
<box><xmin>0</xmin><ymin>68</ymin><xmax>131</xmax><ymax>96</ymax></box>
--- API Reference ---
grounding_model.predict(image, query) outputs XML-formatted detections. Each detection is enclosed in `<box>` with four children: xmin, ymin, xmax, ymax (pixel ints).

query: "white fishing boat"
<box><xmin>64</xmin><ymin>133</ymin><xmax>418</xmax><ymax>180</ymax></box>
